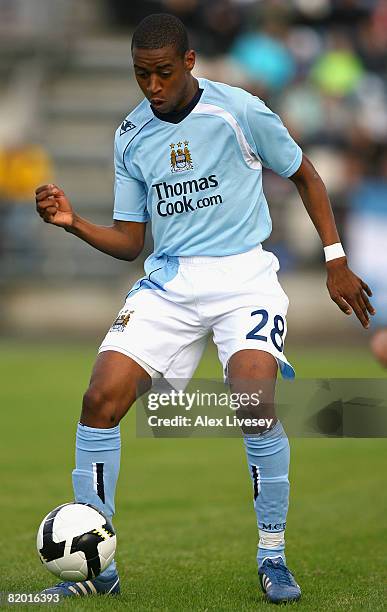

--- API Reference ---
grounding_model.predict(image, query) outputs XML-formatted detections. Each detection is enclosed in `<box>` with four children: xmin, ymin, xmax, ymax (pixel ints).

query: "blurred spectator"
<box><xmin>106</xmin><ymin>0</ymin><xmax>164</xmax><ymax>28</ymax></box>
<box><xmin>230</xmin><ymin>31</ymin><xmax>296</xmax><ymax>93</ymax></box>
<box><xmin>107</xmin><ymin>0</ymin><xmax>243</xmax><ymax>56</ymax></box>
<box><xmin>346</xmin><ymin>148</ymin><xmax>387</xmax><ymax>329</ymax></box>
<box><xmin>106</xmin><ymin>0</ymin><xmax>198</xmax><ymax>32</ymax></box>
<box><xmin>196</xmin><ymin>0</ymin><xmax>243</xmax><ymax>56</ymax></box>
<box><xmin>0</xmin><ymin>145</ymin><xmax>52</xmax><ymax>202</ymax></box>
<box><xmin>310</xmin><ymin>32</ymin><xmax>364</xmax><ymax>96</ymax></box>
<box><xmin>353</xmin><ymin>74</ymin><xmax>387</xmax><ymax>143</ymax></box>
<box><xmin>356</xmin><ymin>5</ymin><xmax>387</xmax><ymax>71</ymax></box>
<box><xmin>229</xmin><ymin>2</ymin><xmax>296</xmax><ymax>94</ymax></box>
<box><xmin>291</xmin><ymin>0</ymin><xmax>331</xmax><ymax>20</ymax></box>
<box><xmin>278</xmin><ymin>84</ymin><xmax>325</xmax><ymax>142</ymax></box>
<box><xmin>0</xmin><ymin>144</ymin><xmax>53</xmax><ymax>272</ymax></box>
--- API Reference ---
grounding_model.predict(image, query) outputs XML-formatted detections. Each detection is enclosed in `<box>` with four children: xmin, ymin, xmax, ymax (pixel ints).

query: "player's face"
<box><xmin>132</xmin><ymin>45</ymin><xmax>196</xmax><ymax>114</ymax></box>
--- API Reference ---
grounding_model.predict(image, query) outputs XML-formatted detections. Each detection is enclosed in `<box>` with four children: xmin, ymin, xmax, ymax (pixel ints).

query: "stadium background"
<box><xmin>0</xmin><ymin>1</ymin><xmax>385</xmax><ymax>609</ymax></box>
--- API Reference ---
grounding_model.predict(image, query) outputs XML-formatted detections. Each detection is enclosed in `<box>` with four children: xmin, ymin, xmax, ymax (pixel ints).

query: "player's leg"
<box><xmin>80</xmin><ymin>349</ymin><xmax>152</xmax><ymax>428</ymax></box>
<box><xmin>228</xmin><ymin>349</ymin><xmax>300</xmax><ymax>604</ymax></box>
<box><xmin>44</xmin><ymin>259</ymin><xmax>208</xmax><ymax>597</ymax></box>
<box><xmin>207</xmin><ymin>247</ymin><xmax>299</xmax><ymax>602</ymax></box>
<box><xmin>74</xmin><ymin>350</ymin><xmax>152</xmax><ymax>577</ymax></box>
<box><xmin>228</xmin><ymin>350</ymin><xmax>288</xmax><ymax>564</ymax></box>
<box><xmin>43</xmin><ymin>350</ymin><xmax>153</xmax><ymax>597</ymax></box>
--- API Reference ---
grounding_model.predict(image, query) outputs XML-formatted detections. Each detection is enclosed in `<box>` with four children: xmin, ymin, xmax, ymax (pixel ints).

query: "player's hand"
<box><xmin>35</xmin><ymin>184</ymin><xmax>74</xmax><ymax>229</ymax></box>
<box><xmin>326</xmin><ymin>257</ymin><xmax>375</xmax><ymax>328</ymax></box>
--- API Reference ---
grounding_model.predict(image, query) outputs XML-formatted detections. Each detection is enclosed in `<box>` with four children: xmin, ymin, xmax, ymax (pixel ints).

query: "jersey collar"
<box><xmin>151</xmin><ymin>85</ymin><xmax>204</xmax><ymax>124</ymax></box>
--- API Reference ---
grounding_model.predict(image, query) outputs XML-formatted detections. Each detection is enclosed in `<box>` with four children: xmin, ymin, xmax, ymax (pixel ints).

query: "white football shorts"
<box><xmin>99</xmin><ymin>245</ymin><xmax>295</xmax><ymax>384</ymax></box>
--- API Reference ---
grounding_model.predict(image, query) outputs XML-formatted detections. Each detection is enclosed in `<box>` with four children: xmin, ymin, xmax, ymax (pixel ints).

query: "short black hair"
<box><xmin>131</xmin><ymin>13</ymin><xmax>189</xmax><ymax>57</ymax></box>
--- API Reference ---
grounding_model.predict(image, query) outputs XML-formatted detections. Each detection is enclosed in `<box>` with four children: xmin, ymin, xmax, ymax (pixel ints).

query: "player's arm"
<box><xmin>289</xmin><ymin>155</ymin><xmax>375</xmax><ymax>328</ymax></box>
<box><xmin>35</xmin><ymin>184</ymin><xmax>145</xmax><ymax>261</ymax></box>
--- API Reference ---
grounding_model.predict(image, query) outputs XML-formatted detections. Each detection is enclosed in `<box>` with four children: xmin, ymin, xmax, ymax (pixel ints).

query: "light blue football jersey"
<box><xmin>114</xmin><ymin>77</ymin><xmax>302</xmax><ymax>265</ymax></box>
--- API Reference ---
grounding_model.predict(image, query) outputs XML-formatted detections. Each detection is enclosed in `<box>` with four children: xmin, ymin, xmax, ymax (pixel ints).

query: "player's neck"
<box><xmin>151</xmin><ymin>78</ymin><xmax>202</xmax><ymax>124</ymax></box>
<box><xmin>174</xmin><ymin>77</ymin><xmax>199</xmax><ymax>113</ymax></box>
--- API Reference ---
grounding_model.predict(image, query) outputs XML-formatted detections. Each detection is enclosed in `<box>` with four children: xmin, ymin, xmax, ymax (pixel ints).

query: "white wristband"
<box><xmin>324</xmin><ymin>242</ymin><xmax>346</xmax><ymax>263</ymax></box>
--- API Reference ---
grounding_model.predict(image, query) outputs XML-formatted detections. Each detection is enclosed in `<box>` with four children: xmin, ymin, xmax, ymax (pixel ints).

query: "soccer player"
<box><xmin>35</xmin><ymin>14</ymin><xmax>374</xmax><ymax>604</ymax></box>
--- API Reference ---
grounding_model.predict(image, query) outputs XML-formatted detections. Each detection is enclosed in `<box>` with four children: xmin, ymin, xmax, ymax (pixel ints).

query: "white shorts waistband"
<box><xmin>176</xmin><ymin>244</ymin><xmax>263</xmax><ymax>266</ymax></box>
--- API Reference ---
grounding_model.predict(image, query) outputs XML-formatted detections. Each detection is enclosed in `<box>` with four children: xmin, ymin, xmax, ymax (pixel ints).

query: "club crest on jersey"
<box><xmin>170</xmin><ymin>141</ymin><xmax>193</xmax><ymax>173</ymax></box>
<box><xmin>120</xmin><ymin>120</ymin><xmax>136</xmax><ymax>136</ymax></box>
<box><xmin>111</xmin><ymin>310</ymin><xmax>134</xmax><ymax>332</ymax></box>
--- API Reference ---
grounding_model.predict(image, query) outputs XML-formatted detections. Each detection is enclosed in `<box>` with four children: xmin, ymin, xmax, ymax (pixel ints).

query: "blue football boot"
<box><xmin>258</xmin><ymin>557</ymin><xmax>301</xmax><ymax>604</ymax></box>
<box><xmin>41</xmin><ymin>572</ymin><xmax>120</xmax><ymax>597</ymax></box>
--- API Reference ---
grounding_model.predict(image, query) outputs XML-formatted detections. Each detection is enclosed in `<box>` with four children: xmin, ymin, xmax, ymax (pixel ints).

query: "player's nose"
<box><xmin>147</xmin><ymin>74</ymin><xmax>162</xmax><ymax>96</ymax></box>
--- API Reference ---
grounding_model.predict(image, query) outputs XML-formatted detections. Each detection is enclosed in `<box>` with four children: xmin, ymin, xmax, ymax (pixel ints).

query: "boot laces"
<box><xmin>265</xmin><ymin>560</ymin><xmax>294</xmax><ymax>586</ymax></box>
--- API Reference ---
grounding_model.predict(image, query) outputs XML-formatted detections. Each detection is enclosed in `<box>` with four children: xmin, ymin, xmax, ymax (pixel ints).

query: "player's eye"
<box><xmin>160</xmin><ymin>72</ymin><xmax>172</xmax><ymax>78</ymax></box>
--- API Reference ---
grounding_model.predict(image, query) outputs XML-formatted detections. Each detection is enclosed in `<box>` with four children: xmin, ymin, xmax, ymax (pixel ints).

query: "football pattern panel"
<box><xmin>37</xmin><ymin>502</ymin><xmax>117</xmax><ymax>580</ymax></box>
<box><xmin>38</xmin><ymin>503</ymin><xmax>73</xmax><ymax>563</ymax></box>
<box><xmin>70</xmin><ymin>524</ymin><xmax>115</xmax><ymax>580</ymax></box>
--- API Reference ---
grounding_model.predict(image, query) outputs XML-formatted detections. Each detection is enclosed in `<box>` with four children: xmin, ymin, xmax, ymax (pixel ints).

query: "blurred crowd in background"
<box><xmin>0</xmin><ymin>0</ymin><xmax>386</xmax><ymax>284</ymax></box>
<box><xmin>106</xmin><ymin>0</ymin><xmax>387</xmax><ymax>267</ymax></box>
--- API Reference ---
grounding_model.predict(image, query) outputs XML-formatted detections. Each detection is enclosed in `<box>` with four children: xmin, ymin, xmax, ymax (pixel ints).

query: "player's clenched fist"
<box><xmin>35</xmin><ymin>184</ymin><xmax>74</xmax><ymax>229</ymax></box>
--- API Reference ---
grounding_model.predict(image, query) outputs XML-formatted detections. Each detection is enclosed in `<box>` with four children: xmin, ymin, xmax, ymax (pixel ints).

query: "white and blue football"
<box><xmin>37</xmin><ymin>503</ymin><xmax>116</xmax><ymax>581</ymax></box>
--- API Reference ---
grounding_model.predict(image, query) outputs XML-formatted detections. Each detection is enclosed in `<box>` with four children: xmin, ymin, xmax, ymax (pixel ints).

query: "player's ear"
<box><xmin>184</xmin><ymin>49</ymin><xmax>196</xmax><ymax>73</ymax></box>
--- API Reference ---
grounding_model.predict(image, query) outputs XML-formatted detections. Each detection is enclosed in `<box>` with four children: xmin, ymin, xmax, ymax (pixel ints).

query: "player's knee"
<box><xmin>230</xmin><ymin>382</ymin><xmax>275</xmax><ymax>413</ymax></box>
<box><xmin>230</xmin><ymin>381</ymin><xmax>276</xmax><ymax>434</ymax></box>
<box><xmin>81</xmin><ymin>386</ymin><xmax>121</xmax><ymax>427</ymax></box>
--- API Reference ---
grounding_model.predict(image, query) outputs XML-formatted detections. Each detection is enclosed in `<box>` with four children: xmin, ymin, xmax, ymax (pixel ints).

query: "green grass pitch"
<box><xmin>0</xmin><ymin>341</ymin><xmax>386</xmax><ymax>610</ymax></box>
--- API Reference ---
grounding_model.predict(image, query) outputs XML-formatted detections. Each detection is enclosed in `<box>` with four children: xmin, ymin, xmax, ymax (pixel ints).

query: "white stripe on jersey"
<box><xmin>192</xmin><ymin>103</ymin><xmax>262</xmax><ymax>171</ymax></box>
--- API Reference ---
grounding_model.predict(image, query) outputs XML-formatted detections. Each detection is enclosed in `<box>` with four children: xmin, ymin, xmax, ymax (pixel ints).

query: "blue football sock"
<box><xmin>244</xmin><ymin>421</ymin><xmax>290</xmax><ymax>568</ymax></box>
<box><xmin>72</xmin><ymin>423</ymin><xmax>121</xmax><ymax>580</ymax></box>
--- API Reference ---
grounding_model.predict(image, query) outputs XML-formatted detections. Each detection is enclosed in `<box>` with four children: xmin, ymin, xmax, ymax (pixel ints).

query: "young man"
<box><xmin>35</xmin><ymin>14</ymin><xmax>374</xmax><ymax>604</ymax></box>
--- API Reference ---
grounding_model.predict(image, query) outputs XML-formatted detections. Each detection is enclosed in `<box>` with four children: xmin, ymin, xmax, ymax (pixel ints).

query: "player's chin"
<box><xmin>151</xmin><ymin>100</ymin><xmax>174</xmax><ymax>113</ymax></box>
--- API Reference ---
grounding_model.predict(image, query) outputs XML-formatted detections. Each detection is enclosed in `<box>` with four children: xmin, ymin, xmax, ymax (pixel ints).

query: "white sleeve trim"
<box><xmin>113</xmin><ymin>211</ymin><xmax>149</xmax><ymax>222</ymax></box>
<box><xmin>192</xmin><ymin>102</ymin><xmax>262</xmax><ymax>171</ymax></box>
<box><xmin>278</xmin><ymin>146</ymin><xmax>303</xmax><ymax>178</ymax></box>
